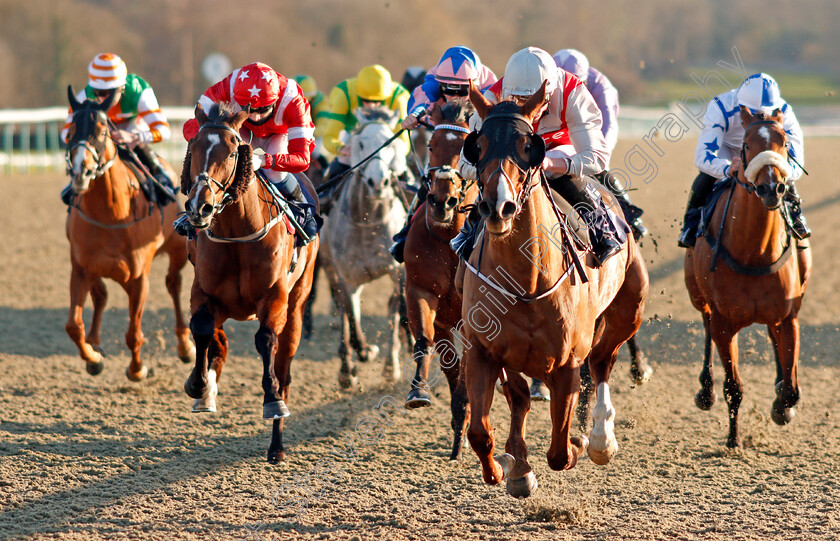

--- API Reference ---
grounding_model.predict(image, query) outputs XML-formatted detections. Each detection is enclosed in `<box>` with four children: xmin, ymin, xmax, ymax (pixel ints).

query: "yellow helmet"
<box><xmin>293</xmin><ymin>74</ymin><xmax>319</xmax><ymax>101</ymax></box>
<box><xmin>356</xmin><ymin>65</ymin><xmax>392</xmax><ymax>102</ymax></box>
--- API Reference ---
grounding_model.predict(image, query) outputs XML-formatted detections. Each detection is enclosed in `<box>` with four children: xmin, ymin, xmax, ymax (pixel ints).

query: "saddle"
<box><xmin>116</xmin><ymin>146</ymin><xmax>174</xmax><ymax>206</ymax></box>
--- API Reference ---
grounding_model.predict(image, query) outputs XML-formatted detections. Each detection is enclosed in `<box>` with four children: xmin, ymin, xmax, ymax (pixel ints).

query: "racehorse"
<box><xmin>180</xmin><ymin>102</ymin><xmax>319</xmax><ymax>463</ymax></box>
<box><xmin>684</xmin><ymin>107</ymin><xmax>811</xmax><ymax>448</ymax></box>
<box><xmin>457</xmin><ymin>82</ymin><xmax>648</xmax><ymax>498</ymax></box>
<box><xmin>403</xmin><ymin>99</ymin><xmax>478</xmax><ymax>460</ymax></box>
<box><xmin>64</xmin><ymin>86</ymin><xmax>193</xmax><ymax>380</ymax></box>
<box><xmin>319</xmin><ymin>106</ymin><xmax>410</xmax><ymax>388</ymax></box>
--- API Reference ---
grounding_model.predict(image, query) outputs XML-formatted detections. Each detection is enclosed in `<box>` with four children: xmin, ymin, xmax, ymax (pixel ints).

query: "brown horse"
<box><xmin>64</xmin><ymin>87</ymin><xmax>193</xmax><ymax>380</ymax></box>
<box><xmin>403</xmin><ymin>99</ymin><xmax>478</xmax><ymax>460</ymax></box>
<box><xmin>685</xmin><ymin>107</ymin><xmax>811</xmax><ymax>448</ymax></box>
<box><xmin>180</xmin><ymin>102</ymin><xmax>319</xmax><ymax>463</ymax></box>
<box><xmin>457</xmin><ymin>83</ymin><xmax>648</xmax><ymax>498</ymax></box>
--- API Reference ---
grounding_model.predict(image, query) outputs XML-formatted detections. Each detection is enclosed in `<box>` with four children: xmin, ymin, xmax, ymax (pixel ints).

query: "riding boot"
<box><xmin>134</xmin><ymin>144</ymin><xmax>176</xmax><ymax>205</ymax></box>
<box><xmin>286</xmin><ymin>185</ymin><xmax>321</xmax><ymax>247</ymax></box>
<box><xmin>450</xmin><ymin>205</ymin><xmax>482</xmax><ymax>260</ymax></box>
<box><xmin>678</xmin><ymin>172</ymin><xmax>717</xmax><ymax>248</ymax></box>
<box><xmin>389</xmin><ymin>184</ymin><xmax>428</xmax><ymax>263</ymax></box>
<box><xmin>558</xmin><ymin>180</ymin><xmax>623</xmax><ymax>267</ymax></box>
<box><xmin>173</xmin><ymin>214</ymin><xmax>196</xmax><ymax>239</ymax></box>
<box><xmin>784</xmin><ymin>181</ymin><xmax>811</xmax><ymax>240</ymax></box>
<box><xmin>594</xmin><ymin>171</ymin><xmax>648</xmax><ymax>241</ymax></box>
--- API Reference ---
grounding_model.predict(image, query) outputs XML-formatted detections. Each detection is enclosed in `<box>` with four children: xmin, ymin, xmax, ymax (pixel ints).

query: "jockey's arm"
<box><xmin>131</xmin><ymin>86</ymin><xmax>170</xmax><ymax>144</ymax></box>
<box><xmin>782</xmin><ymin>105</ymin><xmax>805</xmax><ymax>181</ymax></box>
<box><xmin>594</xmin><ymin>79</ymin><xmax>620</xmax><ymax>154</ymax></box>
<box><xmin>695</xmin><ymin>100</ymin><xmax>730</xmax><ymax>179</ymax></box>
<box><xmin>262</xmin><ymin>95</ymin><xmax>314</xmax><ymax>173</ymax></box>
<box><xmin>322</xmin><ymin>85</ymin><xmax>353</xmax><ymax>156</ymax></box>
<box><xmin>563</xmin><ymin>85</ymin><xmax>609</xmax><ymax>177</ymax></box>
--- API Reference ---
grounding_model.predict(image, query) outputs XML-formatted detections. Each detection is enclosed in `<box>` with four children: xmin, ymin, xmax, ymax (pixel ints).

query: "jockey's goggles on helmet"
<box><xmin>359</xmin><ymin>98</ymin><xmax>384</xmax><ymax>107</ymax></box>
<box><xmin>439</xmin><ymin>83</ymin><xmax>469</xmax><ymax>97</ymax></box>
<box><xmin>248</xmin><ymin>104</ymin><xmax>274</xmax><ymax>115</ymax></box>
<box><xmin>93</xmin><ymin>86</ymin><xmax>123</xmax><ymax>100</ymax></box>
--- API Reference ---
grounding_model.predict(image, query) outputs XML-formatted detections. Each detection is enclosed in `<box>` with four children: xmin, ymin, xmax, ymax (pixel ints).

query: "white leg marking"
<box><xmin>589</xmin><ymin>382</ymin><xmax>618</xmax><ymax>465</ymax></box>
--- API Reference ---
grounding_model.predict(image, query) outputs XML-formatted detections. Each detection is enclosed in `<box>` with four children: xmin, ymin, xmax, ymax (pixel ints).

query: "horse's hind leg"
<box><xmin>348</xmin><ymin>286</ymin><xmax>378</xmax><ymax>363</ymax></box>
<box><xmin>501</xmin><ymin>370</ymin><xmax>537</xmax><ymax>498</ymax></box>
<box><xmin>627</xmin><ymin>336</ymin><xmax>653</xmax><ymax>384</ymax></box>
<box><xmin>464</xmin><ymin>344</ymin><xmax>505</xmax><ymax>486</ymax></box>
<box><xmin>383</xmin><ymin>273</ymin><xmax>403</xmax><ymax>382</ymax></box>
<box><xmin>124</xmin><ymin>275</ymin><xmax>151</xmax><ymax>381</ymax></box>
<box><xmin>710</xmin><ymin>311</ymin><xmax>743</xmax><ymax>448</ymax></box>
<box><xmin>164</xmin><ymin>237</ymin><xmax>195</xmax><ymax>364</ymax></box>
<box><xmin>545</xmin><ymin>362</ymin><xmax>588</xmax><ymax>471</ymax></box>
<box><xmin>66</xmin><ymin>263</ymin><xmax>104</xmax><ymax>374</ymax></box>
<box><xmin>768</xmin><ymin>318</ymin><xmax>801</xmax><ymax>426</ymax></box>
<box><xmin>87</xmin><ymin>278</ymin><xmax>107</xmax><ymax>354</ymax></box>
<box><xmin>302</xmin><ymin>254</ymin><xmax>321</xmax><ymax>340</ymax></box>
<box><xmin>437</xmin><ymin>328</ymin><xmax>468</xmax><ymax>461</ymax></box>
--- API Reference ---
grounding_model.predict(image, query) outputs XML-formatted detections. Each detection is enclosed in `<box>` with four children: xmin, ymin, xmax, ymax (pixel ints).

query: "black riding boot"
<box><xmin>784</xmin><ymin>181</ymin><xmax>811</xmax><ymax>240</ymax></box>
<box><xmin>450</xmin><ymin>205</ymin><xmax>482</xmax><ymax>260</ymax></box>
<box><xmin>678</xmin><ymin>172</ymin><xmax>717</xmax><ymax>248</ymax></box>
<box><xmin>594</xmin><ymin>170</ymin><xmax>648</xmax><ymax>241</ymax></box>
<box><xmin>60</xmin><ymin>185</ymin><xmax>74</xmax><ymax>205</ymax></box>
<box><xmin>285</xmin><ymin>185</ymin><xmax>321</xmax><ymax>247</ymax></box>
<box><xmin>134</xmin><ymin>144</ymin><xmax>177</xmax><ymax>205</ymax></box>
<box><xmin>390</xmin><ymin>184</ymin><xmax>428</xmax><ymax>263</ymax></box>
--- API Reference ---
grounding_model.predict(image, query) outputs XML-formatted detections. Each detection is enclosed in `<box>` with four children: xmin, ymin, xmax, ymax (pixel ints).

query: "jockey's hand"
<box><xmin>112</xmin><ymin>129</ymin><xmax>139</xmax><ymax>148</ymax></box>
<box><xmin>251</xmin><ymin>153</ymin><xmax>266</xmax><ymax>171</ymax></box>
<box><xmin>542</xmin><ymin>156</ymin><xmax>570</xmax><ymax>175</ymax></box>
<box><xmin>401</xmin><ymin>115</ymin><xmax>419</xmax><ymax>130</ymax></box>
<box><xmin>729</xmin><ymin>156</ymin><xmax>742</xmax><ymax>177</ymax></box>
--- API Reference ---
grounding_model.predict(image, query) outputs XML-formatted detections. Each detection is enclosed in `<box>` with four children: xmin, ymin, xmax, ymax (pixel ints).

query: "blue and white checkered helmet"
<box><xmin>737</xmin><ymin>73</ymin><xmax>784</xmax><ymax>115</ymax></box>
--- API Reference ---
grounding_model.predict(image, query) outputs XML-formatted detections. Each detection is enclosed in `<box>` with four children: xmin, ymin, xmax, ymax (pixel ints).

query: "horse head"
<box><xmin>64</xmin><ymin>85</ymin><xmax>120</xmax><ymax>194</ymax></box>
<box><xmin>464</xmin><ymin>81</ymin><xmax>546</xmax><ymax>235</ymax></box>
<box><xmin>182</xmin><ymin>102</ymin><xmax>252</xmax><ymax>230</ymax></box>
<box><xmin>739</xmin><ymin>106</ymin><xmax>790</xmax><ymax>210</ymax></box>
<box><xmin>350</xmin><ymin>106</ymin><xmax>406</xmax><ymax>196</ymax></box>
<box><xmin>425</xmin><ymin>99</ymin><xmax>475</xmax><ymax>224</ymax></box>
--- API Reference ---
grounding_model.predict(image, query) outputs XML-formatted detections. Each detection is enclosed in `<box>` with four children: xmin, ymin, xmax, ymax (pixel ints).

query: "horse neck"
<box><xmin>483</xmin><ymin>186</ymin><xmax>568</xmax><ymax>295</ymax></box>
<box><xmin>210</xmin><ymin>177</ymin><xmax>273</xmax><ymax>238</ymax></box>
<box><xmin>720</xmin><ymin>184</ymin><xmax>788</xmax><ymax>262</ymax></box>
<box><xmin>78</xmin><ymin>150</ymin><xmax>137</xmax><ymax>221</ymax></box>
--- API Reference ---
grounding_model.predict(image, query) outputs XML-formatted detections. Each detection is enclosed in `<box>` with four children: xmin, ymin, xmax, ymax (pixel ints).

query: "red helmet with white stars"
<box><xmin>232</xmin><ymin>62</ymin><xmax>280</xmax><ymax>108</ymax></box>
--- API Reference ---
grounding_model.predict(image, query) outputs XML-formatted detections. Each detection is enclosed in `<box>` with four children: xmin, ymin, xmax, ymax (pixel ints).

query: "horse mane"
<box><xmin>357</xmin><ymin>105</ymin><xmax>394</xmax><ymax>125</ymax></box>
<box><xmin>440</xmin><ymin>98</ymin><xmax>475</xmax><ymax>125</ymax></box>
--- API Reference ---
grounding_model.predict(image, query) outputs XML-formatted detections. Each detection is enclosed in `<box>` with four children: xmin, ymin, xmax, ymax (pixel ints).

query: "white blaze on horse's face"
<box><xmin>495</xmin><ymin>170</ymin><xmax>516</xmax><ymax>216</ymax></box>
<box><xmin>70</xmin><ymin>146</ymin><xmax>97</xmax><ymax>192</ymax></box>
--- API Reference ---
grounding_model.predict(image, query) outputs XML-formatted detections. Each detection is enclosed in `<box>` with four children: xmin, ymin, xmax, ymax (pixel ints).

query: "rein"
<box><xmin>316</xmin><ymin>125</ymin><xmax>407</xmax><ymax>196</ymax></box>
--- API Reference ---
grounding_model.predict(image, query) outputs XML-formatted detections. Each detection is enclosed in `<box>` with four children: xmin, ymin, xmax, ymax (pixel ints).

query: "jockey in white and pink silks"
<box><xmin>390</xmin><ymin>46</ymin><xmax>498</xmax><ymax>263</ymax></box>
<box><xmin>553</xmin><ymin>48</ymin><xmax>647</xmax><ymax>240</ymax></box>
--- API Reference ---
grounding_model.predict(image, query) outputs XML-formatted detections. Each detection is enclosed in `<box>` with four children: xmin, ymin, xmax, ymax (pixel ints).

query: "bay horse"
<box><xmin>403</xmin><ymin>99</ymin><xmax>478</xmax><ymax>460</ymax></box>
<box><xmin>64</xmin><ymin>86</ymin><xmax>193</xmax><ymax>380</ymax></box>
<box><xmin>684</xmin><ymin>107</ymin><xmax>811</xmax><ymax>448</ymax></box>
<box><xmin>180</xmin><ymin>102</ymin><xmax>319</xmax><ymax>463</ymax></box>
<box><xmin>457</xmin><ymin>82</ymin><xmax>648</xmax><ymax>498</ymax></box>
<box><xmin>319</xmin><ymin>106</ymin><xmax>409</xmax><ymax>388</ymax></box>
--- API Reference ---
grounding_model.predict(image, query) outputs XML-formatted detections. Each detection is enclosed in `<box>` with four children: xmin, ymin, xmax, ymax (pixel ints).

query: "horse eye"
<box><xmin>229</xmin><ymin>152</ymin><xmax>236</xmax><ymax>160</ymax></box>
<box><xmin>524</xmin><ymin>144</ymin><xmax>531</xmax><ymax>152</ymax></box>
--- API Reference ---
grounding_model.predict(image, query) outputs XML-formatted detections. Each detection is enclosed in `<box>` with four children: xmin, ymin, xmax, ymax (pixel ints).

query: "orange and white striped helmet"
<box><xmin>87</xmin><ymin>53</ymin><xmax>128</xmax><ymax>90</ymax></box>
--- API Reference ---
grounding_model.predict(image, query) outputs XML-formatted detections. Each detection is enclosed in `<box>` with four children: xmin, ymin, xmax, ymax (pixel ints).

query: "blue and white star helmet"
<box><xmin>737</xmin><ymin>73</ymin><xmax>784</xmax><ymax>115</ymax></box>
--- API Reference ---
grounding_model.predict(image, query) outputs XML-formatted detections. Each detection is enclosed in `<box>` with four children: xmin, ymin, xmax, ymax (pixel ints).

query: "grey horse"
<box><xmin>320</xmin><ymin>106</ymin><xmax>410</xmax><ymax>388</ymax></box>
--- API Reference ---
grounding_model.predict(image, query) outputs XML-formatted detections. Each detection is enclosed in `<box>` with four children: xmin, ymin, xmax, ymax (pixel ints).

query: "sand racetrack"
<box><xmin>0</xmin><ymin>137</ymin><xmax>839</xmax><ymax>540</ymax></box>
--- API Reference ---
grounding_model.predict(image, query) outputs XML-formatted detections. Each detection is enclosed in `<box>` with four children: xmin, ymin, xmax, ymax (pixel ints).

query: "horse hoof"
<box><xmin>588</xmin><ymin>436</ymin><xmax>618</xmax><ymax>466</ymax></box>
<box><xmin>529</xmin><ymin>381</ymin><xmax>551</xmax><ymax>402</ymax></box>
<box><xmin>405</xmin><ymin>388</ymin><xmax>432</xmax><ymax>409</ymax></box>
<box><xmin>771</xmin><ymin>400</ymin><xmax>795</xmax><ymax>425</ymax></box>
<box><xmin>630</xmin><ymin>359</ymin><xmax>653</xmax><ymax>385</ymax></box>
<box><xmin>494</xmin><ymin>453</ymin><xmax>515</xmax><ymax>478</ymax></box>
<box><xmin>359</xmin><ymin>345</ymin><xmax>380</xmax><ymax>363</ymax></box>
<box><xmin>571</xmin><ymin>435</ymin><xmax>590</xmax><ymax>456</ymax></box>
<box><xmin>192</xmin><ymin>398</ymin><xmax>217</xmax><ymax>413</ymax></box>
<box><xmin>85</xmin><ymin>359</ymin><xmax>105</xmax><ymax>376</ymax></box>
<box><xmin>695</xmin><ymin>389</ymin><xmax>717</xmax><ymax>411</ymax></box>
<box><xmin>382</xmin><ymin>363</ymin><xmax>401</xmax><ymax>383</ymax></box>
<box><xmin>338</xmin><ymin>373</ymin><xmax>359</xmax><ymax>389</ymax></box>
<box><xmin>178</xmin><ymin>343</ymin><xmax>196</xmax><ymax>364</ymax></box>
<box><xmin>506</xmin><ymin>472</ymin><xmax>538</xmax><ymax>499</ymax></box>
<box><xmin>126</xmin><ymin>365</ymin><xmax>148</xmax><ymax>382</ymax></box>
<box><xmin>264</xmin><ymin>400</ymin><xmax>290</xmax><ymax>420</ymax></box>
<box><xmin>267</xmin><ymin>449</ymin><xmax>286</xmax><ymax>464</ymax></box>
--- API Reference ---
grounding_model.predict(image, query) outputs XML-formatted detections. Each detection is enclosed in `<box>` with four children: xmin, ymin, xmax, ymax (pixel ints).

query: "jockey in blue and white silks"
<box><xmin>678</xmin><ymin>72</ymin><xmax>809</xmax><ymax>247</ymax></box>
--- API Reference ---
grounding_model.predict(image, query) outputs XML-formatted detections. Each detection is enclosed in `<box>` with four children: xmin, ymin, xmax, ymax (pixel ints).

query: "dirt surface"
<box><xmin>1</xmin><ymin>137</ymin><xmax>839</xmax><ymax>540</ymax></box>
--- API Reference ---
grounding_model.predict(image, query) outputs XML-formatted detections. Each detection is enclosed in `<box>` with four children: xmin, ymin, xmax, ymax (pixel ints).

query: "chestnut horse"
<box><xmin>457</xmin><ymin>83</ymin><xmax>648</xmax><ymax>498</ymax></box>
<box><xmin>403</xmin><ymin>99</ymin><xmax>478</xmax><ymax>460</ymax></box>
<box><xmin>180</xmin><ymin>103</ymin><xmax>319</xmax><ymax>463</ymax></box>
<box><xmin>64</xmin><ymin>87</ymin><xmax>193</xmax><ymax>380</ymax></box>
<box><xmin>685</xmin><ymin>107</ymin><xmax>810</xmax><ymax>448</ymax></box>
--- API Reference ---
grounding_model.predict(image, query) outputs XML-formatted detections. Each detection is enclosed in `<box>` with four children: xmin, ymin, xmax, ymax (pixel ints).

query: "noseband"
<box><xmin>423</xmin><ymin>123</ymin><xmax>475</xmax><ymax>210</ymax></box>
<box><xmin>735</xmin><ymin>119</ymin><xmax>790</xmax><ymax>199</ymax></box>
<box><xmin>192</xmin><ymin>122</ymin><xmax>246</xmax><ymax>213</ymax></box>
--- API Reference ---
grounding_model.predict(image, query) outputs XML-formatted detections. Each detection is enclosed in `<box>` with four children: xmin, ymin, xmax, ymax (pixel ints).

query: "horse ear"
<box><xmin>99</xmin><ymin>89</ymin><xmax>120</xmax><ymax>113</ymax></box>
<box><xmin>195</xmin><ymin>104</ymin><xmax>208</xmax><ymax>127</ymax></box>
<box><xmin>232</xmin><ymin>108</ymin><xmax>250</xmax><ymax>131</ymax></box>
<box><xmin>429</xmin><ymin>103</ymin><xmax>443</xmax><ymax>125</ymax></box>
<box><xmin>468</xmin><ymin>81</ymin><xmax>491</xmax><ymax>120</ymax></box>
<box><xmin>463</xmin><ymin>132</ymin><xmax>481</xmax><ymax>164</ymax></box>
<box><xmin>526</xmin><ymin>133</ymin><xmax>546</xmax><ymax>168</ymax></box>
<box><xmin>67</xmin><ymin>85</ymin><xmax>81</xmax><ymax>112</ymax></box>
<box><xmin>180</xmin><ymin>149</ymin><xmax>193</xmax><ymax>196</ymax></box>
<box><xmin>739</xmin><ymin>105</ymin><xmax>753</xmax><ymax>128</ymax></box>
<box><xmin>771</xmin><ymin>107</ymin><xmax>784</xmax><ymax>124</ymax></box>
<box><xmin>520</xmin><ymin>81</ymin><xmax>547</xmax><ymax>122</ymax></box>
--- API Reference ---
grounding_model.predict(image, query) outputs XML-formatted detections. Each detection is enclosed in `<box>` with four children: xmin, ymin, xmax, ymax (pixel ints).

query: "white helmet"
<box><xmin>737</xmin><ymin>73</ymin><xmax>784</xmax><ymax>115</ymax></box>
<box><xmin>502</xmin><ymin>47</ymin><xmax>557</xmax><ymax>99</ymax></box>
<box><xmin>552</xmin><ymin>49</ymin><xmax>590</xmax><ymax>82</ymax></box>
<box><xmin>88</xmin><ymin>53</ymin><xmax>128</xmax><ymax>90</ymax></box>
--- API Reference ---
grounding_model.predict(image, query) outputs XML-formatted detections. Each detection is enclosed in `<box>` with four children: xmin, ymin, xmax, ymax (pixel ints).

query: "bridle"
<box><xmin>65</xmin><ymin>109</ymin><xmax>116</xmax><ymax>178</ymax></box>
<box><xmin>734</xmin><ymin>118</ymin><xmax>789</xmax><ymax>200</ymax></box>
<box><xmin>423</xmin><ymin>123</ymin><xmax>476</xmax><ymax>212</ymax></box>
<box><xmin>191</xmin><ymin>122</ymin><xmax>246</xmax><ymax>214</ymax></box>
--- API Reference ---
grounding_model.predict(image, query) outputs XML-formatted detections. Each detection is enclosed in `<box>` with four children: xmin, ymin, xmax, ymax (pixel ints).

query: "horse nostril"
<box><xmin>776</xmin><ymin>183</ymin><xmax>786</xmax><ymax>195</ymax></box>
<box><xmin>500</xmin><ymin>201</ymin><xmax>517</xmax><ymax>219</ymax></box>
<box><xmin>756</xmin><ymin>184</ymin><xmax>769</xmax><ymax>197</ymax></box>
<box><xmin>366</xmin><ymin>178</ymin><xmax>375</xmax><ymax>189</ymax></box>
<box><xmin>478</xmin><ymin>200</ymin><xmax>491</xmax><ymax>218</ymax></box>
<box><xmin>427</xmin><ymin>193</ymin><xmax>437</xmax><ymax>205</ymax></box>
<box><xmin>199</xmin><ymin>203</ymin><xmax>214</xmax><ymax>218</ymax></box>
<box><xmin>445</xmin><ymin>197</ymin><xmax>458</xmax><ymax>209</ymax></box>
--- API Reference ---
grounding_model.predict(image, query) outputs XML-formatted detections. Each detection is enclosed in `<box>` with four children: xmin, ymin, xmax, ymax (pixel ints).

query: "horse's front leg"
<box><xmin>185</xmin><ymin>303</ymin><xmax>217</xmax><ymax>410</ymax></box>
<box><xmin>464</xmin><ymin>343</ymin><xmax>505</xmax><ymax>486</ymax></box>
<box><xmin>695</xmin><ymin>310</ymin><xmax>717</xmax><ymax>410</ymax></box>
<box><xmin>87</xmin><ymin>277</ymin><xmax>108</xmax><ymax>357</ymax></box>
<box><xmin>710</xmin><ymin>311</ymin><xmax>742</xmax><ymax>448</ymax></box>
<box><xmin>123</xmin><ymin>274</ymin><xmax>151</xmax><ymax>381</ymax></box>
<box><xmin>546</xmin><ymin>362</ymin><xmax>588</xmax><ymax>471</ymax></box>
<box><xmin>438</xmin><ymin>328</ymin><xmax>468</xmax><ymax>461</ymax></box>
<box><xmin>383</xmin><ymin>272</ymin><xmax>404</xmax><ymax>382</ymax></box>
<box><xmin>501</xmin><ymin>370</ymin><xmax>537</xmax><ymax>498</ymax></box>
<box><xmin>66</xmin><ymin>263</ymin><xmax>104</xmax><ymax>374</ymax></box>
<box><xmin>404</xmin><ymin>285</ymin><xmax>438</xmax><ymax>408</ymax></box>
<box><xmin>256</xmin><ymin>292</ymin><xmax>290</xmax><ymax>422</ymax></box>
<box><xmin>164</xmin><ymin>237</ymin><xmax>195</xmax><ymax>364</ymax></box>
<box><xmin>348</xmin><ymin>286</ymin><xmax>378</xmax><ymax>363</ymax></box>
<box><xmin>627</xmin><ymin>336</ymin><xmax>653</xmax><ymax>385</ymax></box>
<box><xmin>769</xmin><ymin>317</ymin><xmax>801</xmax><ymax>426</ymax></box>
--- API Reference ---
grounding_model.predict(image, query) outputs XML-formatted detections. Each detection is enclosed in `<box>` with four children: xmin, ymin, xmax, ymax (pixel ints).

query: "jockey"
<box><xmin>454</xmin><ymin>46</ymin><xmax>624</xmax><ymax>267</ymax></box>
<box><xmin>294</xmin><ymin>74</ymin><xmax>331</xmax><ymax>167</ymax></box>
<box><xmin>553</xmin><ymin>48</ymin><xmax>647</xmax><ymax>240</ymax></box>
<box><xmin>178</xmin><ymin>61</ymin><xmax>319</xmax><ymax>244</ymax></box>
<box><xmin>389</xmin><ymin>46</ymin><xmax>498</xmax><ymax>263</ymax></box>
<box><xmin>321</xmin><ymin>64</ymin><xmax>410</xmax><ymax>183</ymax></box>
<box><xmin>60</xmin><ymin>53</ymin><xmax>176</xmax><ymax>206</ymax></box>
<box><xmin>677</xmin><ymin>72</ymin><xmax>808</xmax><ymax>247</ymax></box>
